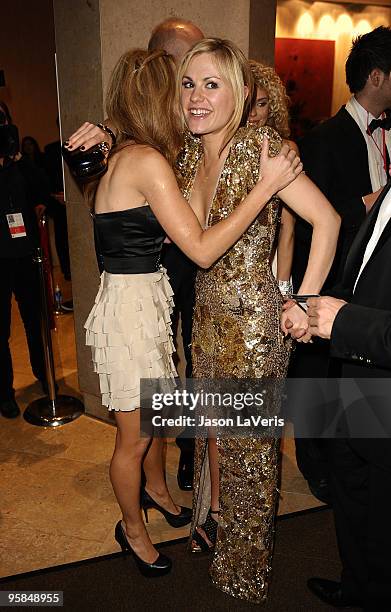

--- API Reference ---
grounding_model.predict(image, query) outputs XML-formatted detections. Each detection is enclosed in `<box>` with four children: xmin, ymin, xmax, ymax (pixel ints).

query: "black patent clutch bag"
<box><xmin>61</xmin><ymin>143</ymin><xmax>108</xmax><ymax>182</ymax></box>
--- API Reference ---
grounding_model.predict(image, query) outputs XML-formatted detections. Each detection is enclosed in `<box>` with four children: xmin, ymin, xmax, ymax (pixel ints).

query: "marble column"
<box><xmin>53</xmin><ymin>0</ymin><xmax>277</xmax><ymax>422</ymax></box>
<box><xmin>249</xmin><ymin>0</ymin><xmax>277</xmax><ymax>65</ymax></box>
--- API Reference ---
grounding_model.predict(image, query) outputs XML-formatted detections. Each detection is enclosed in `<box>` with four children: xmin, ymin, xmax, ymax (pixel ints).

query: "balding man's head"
<box><xmin>148</xmin><ymin>17</ymin><xmax>204</xmax><ymax>64</ymax></box>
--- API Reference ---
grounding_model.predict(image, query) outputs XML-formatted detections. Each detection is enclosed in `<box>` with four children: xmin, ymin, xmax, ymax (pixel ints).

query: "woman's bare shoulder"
<box><xmin>114</xmin><ymin>143</ymin><xmax>165</xmax><ymax>164</ymax></box>
<box><xmin>95</xmin><ymin>145</ymin><xmax>168</xmax><ymax>211</ymax></box>
<box><xmin>110</xmin><ymin>144</ymin><xmax>170</xmax><ymax>181</ymax></box>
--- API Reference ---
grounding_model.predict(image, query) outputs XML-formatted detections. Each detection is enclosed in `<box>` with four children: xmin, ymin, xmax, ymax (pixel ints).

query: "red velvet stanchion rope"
<box><xmin>38</xmin><ymin>216</ymin><xmax>56</xmax><ymax>330</ymax></box>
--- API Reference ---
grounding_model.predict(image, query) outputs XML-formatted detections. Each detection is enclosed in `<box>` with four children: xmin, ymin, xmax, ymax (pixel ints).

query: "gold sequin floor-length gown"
<box><xmin>176</xmin><ymin>126</ymin><xmax>291</xmax><ymax>604</ymax></box>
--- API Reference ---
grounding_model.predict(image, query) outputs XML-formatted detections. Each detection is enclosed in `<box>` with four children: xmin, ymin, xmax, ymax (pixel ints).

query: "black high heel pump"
<box><xmin>114</xmin><ymin>521</ymin><xmax>172</xmax><ymax>577</ymax></box>
<box><xmin>141</xmin><ymin>488</ymin><xmax>192</xmax><ymax>528</ymax></box>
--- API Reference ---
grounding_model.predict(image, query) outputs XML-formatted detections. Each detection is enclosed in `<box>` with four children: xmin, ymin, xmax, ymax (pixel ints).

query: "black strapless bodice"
<box><xmin>94</xmin><ymin>205</ymin><xmax>165</xmax><ymax>273</ymax></box>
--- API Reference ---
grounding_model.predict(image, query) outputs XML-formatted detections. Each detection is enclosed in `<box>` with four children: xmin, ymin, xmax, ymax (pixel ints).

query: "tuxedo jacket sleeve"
<box><xmin>331</xmin><ymin>303</ymin><xmax>391</xmax><ymax>369</ymax></box>
<box><xmin>298</xmin><ymin>112</ymin><xmax>368</xmax><ymax>230</ymax></box>
<box><xmin>329</xmin><ymin>182</ymin><xmax>391</xmax><ymax>371</ymax></box>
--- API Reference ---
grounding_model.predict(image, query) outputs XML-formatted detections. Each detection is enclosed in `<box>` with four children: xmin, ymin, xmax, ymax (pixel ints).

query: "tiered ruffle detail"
<box><xmin>85</xmin><ymin>269</ymin><xmax>177</xmax><ymax>411</ymax></box>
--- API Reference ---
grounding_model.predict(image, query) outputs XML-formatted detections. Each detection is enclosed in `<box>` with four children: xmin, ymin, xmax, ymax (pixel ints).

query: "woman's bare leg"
<box><xmin>110</xmin><ymin>410</ymin><xmax>158</xmax><ymax>563</ymax></box>
<box><xmin>143</xmin><ymin>437</ymin><xmax>181</xmax><ymax>514</ymax></box>
<box><xmin>193</xmin><ymin>437</ymin><xmax>220</xmax><ymax>548</ymax></box>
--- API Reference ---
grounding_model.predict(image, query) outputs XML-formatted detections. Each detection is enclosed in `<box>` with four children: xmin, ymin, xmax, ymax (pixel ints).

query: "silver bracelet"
<box><xmin>278</xmin><ymin>280</ymin><xmax>293</xmax><ymax>296</ymax></box>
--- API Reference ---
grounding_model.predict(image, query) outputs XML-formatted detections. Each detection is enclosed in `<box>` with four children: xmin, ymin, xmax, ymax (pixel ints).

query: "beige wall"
<box><xmin>54</xmin><ymin>0</ymin><xmax>277</xmax><ymax>422</ymax></box>
<box><xmin>99</xmin><ymin>0</ymin><xmax>282</xmax><ymax>93</ymax></box>
<box><xmin>0</xmin><ymin>0</ymin><xmax>59</xmax><ymax>149</ymax></box>
<box><xmin>276</xmin><ymin>0</ymin><xmax>391</xmax><ymax>115</ymax></box>
<box><xmin>99</xmin><ymin>0</ymin><xmax>252</xmax><ymax>100</ymax></box>
<box><xmin>249</xmin><ymin>0</ymin><xmax>278</xmax><ymax>65</ymax></box>
<box><xmin>54</xmin><ymin>0</ymin><xmax>105</xmax><ymax>420</ymax></box>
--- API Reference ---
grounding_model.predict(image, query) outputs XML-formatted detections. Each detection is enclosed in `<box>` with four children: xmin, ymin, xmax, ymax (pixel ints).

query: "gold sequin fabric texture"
<box><xmin>177</xmin><ymin>126</ymin><xmax>291</xmax><ymax>604</ymax></box>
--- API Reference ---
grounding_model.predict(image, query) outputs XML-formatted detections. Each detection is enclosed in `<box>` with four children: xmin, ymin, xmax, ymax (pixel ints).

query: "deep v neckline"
<box><xmin>189</xmin><ymin>142</ymin><xmax>233</xmax><ymax>229</ymax></box>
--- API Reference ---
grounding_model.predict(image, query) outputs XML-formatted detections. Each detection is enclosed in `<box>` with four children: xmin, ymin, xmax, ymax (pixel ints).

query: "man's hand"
<box><xmin>307</xmin><ymin>296</ymin><xmax>347</xmax><ymax>339</ymax></box>
<box><xmin>281</xmin><ymin>299</ymin><xmax>311</xmax><ymax>341</ymax></box>
<box><xmin>65</xmin><ymin>122</ymin><xmax>110</xmax><ymax>151</ymax></box>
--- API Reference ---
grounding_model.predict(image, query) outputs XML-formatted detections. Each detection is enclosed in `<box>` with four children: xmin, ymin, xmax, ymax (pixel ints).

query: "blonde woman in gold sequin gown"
<box><xmin>176</xmin><ymin>39</ymin><xmax>340</xmax><ymax>604</ymax></box>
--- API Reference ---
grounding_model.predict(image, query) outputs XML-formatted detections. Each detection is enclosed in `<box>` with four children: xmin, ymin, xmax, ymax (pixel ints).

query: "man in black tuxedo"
<box><xmin>289</xmin><ymin>27</ymin><xmax>391</xmax><ymax>500</ymax></box>
<box><xmin>304</xmin><ymin>180</ymin><xmax>391</xmax><ymax>609</ymax></box>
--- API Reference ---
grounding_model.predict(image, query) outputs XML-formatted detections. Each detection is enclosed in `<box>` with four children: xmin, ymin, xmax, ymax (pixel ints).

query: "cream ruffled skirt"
<box><xmin>85</xmin><ymin>269</ymin><xmax>177</xmax><ymax>411</ymax></box>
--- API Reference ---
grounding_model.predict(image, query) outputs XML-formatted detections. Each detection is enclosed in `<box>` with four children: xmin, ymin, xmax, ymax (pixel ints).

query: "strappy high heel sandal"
<box><xmin>191</xmin><ymin>508</ymin><xmax>220</xmax><ymax>553</ymax></box>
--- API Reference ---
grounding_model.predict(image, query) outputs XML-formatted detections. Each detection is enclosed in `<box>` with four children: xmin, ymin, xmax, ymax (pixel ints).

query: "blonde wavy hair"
<box><xmin>106</xmin><ymin>48</ymin><xmax>183</xmax><ymax>166</ymax></box>
<box><xmin>177</xmin><ymin>38</ymin><xmax>255</xmax><ymax>152</ymax></box>
<box><xmin>85</xmin><ymin>48</ymin><xmax>183</xmax><ymax>207</ymax></box>
<box><xmin>249</xmin><ymin>60</ymin><xmax>291</xmax><ymax>139</ymax></box>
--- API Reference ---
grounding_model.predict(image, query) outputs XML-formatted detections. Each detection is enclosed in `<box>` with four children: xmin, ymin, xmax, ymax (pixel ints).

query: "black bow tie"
<box><xmin>367</xmin><ymin>115</ymin><xmax>391</xmax><ymax>135</ymax></box>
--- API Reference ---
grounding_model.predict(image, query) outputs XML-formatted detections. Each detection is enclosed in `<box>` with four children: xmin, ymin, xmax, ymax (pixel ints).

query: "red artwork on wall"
<box><xmin>275</xmin><ymin>38</ymin><xmax>335</xmax><ymax>139</ymax></box>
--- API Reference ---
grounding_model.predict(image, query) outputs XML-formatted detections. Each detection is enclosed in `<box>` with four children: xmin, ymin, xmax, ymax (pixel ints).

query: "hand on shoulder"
<box><xmin>253</xmin><ymin>125</ymin><xmax>282</xmax><ymax>156</ymax></box>
<box><xmin>259</xmin><ymin>135</ymin><xmax>303</xmax><ymax>195</ymax></box>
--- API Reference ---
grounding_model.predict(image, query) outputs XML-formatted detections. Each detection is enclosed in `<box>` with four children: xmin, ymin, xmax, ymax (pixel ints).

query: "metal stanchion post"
<box><xmin>24</xmin><ymin>247</ymin><xmax>84</xmax><ymax>427</ymax></box>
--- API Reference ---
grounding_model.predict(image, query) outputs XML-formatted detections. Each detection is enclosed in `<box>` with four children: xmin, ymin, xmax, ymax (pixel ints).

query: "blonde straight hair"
<box><xmin>177</xmin><ymin>38</ymin><xmax>255</xmax><ymax>153</ymax></box>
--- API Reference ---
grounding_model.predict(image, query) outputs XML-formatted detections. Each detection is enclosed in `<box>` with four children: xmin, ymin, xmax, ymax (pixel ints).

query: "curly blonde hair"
<box><xmin>249</xmin><ymin>61</ymin><xmax>291</xmax><ymax>139</ymax></box>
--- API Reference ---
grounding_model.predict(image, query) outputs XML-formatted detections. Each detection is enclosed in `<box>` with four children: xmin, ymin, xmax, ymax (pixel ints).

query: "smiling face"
<box><xmin>248</xmin><ymin>86</ymin><xmax>270</xmax><ymax>127</ymax></box>
<box><xmin>180</xmin><ymin>52</ymin><xmax>236</xmax><ymax>138</ymax></box>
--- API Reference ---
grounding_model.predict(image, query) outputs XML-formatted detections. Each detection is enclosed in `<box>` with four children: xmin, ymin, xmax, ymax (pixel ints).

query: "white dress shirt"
<box><xmin>345</xmin><ymin>96</ymin><xmax>390</xmax><ymax>191</ymax></box>
<box><xmin>354</xmin><ymin>186</ymin><xmax>391</xmax><ymax>291</ymax></box>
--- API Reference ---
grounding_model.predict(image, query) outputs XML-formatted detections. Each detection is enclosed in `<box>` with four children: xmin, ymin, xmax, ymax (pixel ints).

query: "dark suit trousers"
<box><xmin>45</xmin><ymin>197</ymin><xmax>70</xmax><ymax>278</ymax></box>
<box><xmin>288</xmin><ymin>340</ymin><xmax>332</xmax><ymax>483</ymax></box>
<box><xmin>161</xmin><ymin>244</ymin><xmax>196</xmax><ymax>454</ymax></box>
<box><xmin>0</xmin><ymin>256</ymin><xmax>46</xmax><ymax>401</ymax></box>
<box><xmin>161</xmin><ymin>243</ymin><xmax>197</xmax><ymax>379</ymax></box>
<box><xmin>327</xmin><ymin>438</ymin><xmax>391</xmax><ymax>608</ymax></box>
